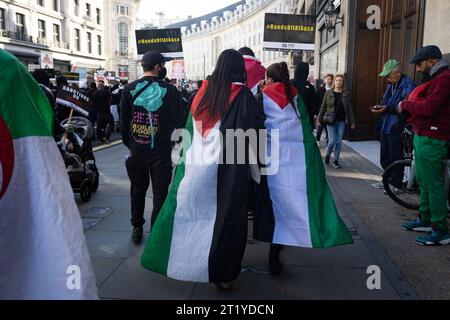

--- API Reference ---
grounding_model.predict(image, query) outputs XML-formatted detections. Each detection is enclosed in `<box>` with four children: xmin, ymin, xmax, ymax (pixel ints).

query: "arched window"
<box><xmin>118</xmin><ymin>22</ymin><xmax>128</xmax><ymax>55</ymax></box>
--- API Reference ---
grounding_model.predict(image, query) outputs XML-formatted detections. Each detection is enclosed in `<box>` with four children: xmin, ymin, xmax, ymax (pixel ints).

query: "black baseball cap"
<box><xmin>141</xmin><ymin>51</ymin><xmax>169</xmax><ymax>69</ymax></box>
<box><xmin>410</xmin><ymin>45</ymin><xmax>442</xmax><ymax>64</ymax></box>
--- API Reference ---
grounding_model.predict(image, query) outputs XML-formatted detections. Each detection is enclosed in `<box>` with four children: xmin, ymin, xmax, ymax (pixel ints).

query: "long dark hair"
<box><xmin>195</xmin><ymin>49</ymin><xmax>246</xmax><ymax>120</ymax></box>
<box><xmin>266</xmin><ymin>62</ymin><xmax>294</xmax><ymax>107</ymax></box>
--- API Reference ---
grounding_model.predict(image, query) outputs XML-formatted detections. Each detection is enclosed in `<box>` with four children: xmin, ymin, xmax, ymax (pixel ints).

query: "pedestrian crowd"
<box><xmin>26</xmin><ymin>43</ymin><xmax>450</xmax><ymax>291</ymax></box>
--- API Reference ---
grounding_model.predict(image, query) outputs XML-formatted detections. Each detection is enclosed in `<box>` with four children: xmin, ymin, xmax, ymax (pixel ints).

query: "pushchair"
<box><xmin>57</xmin><ymin>117</ymin><xmax>99</xmax><ymax>202</ymax></box>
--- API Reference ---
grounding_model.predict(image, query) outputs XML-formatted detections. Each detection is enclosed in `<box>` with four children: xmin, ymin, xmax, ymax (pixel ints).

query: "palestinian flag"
<box><xmin>254</xmin><ymin>83</ymin><xmax>353</xmax><ymax>248</ymax></box>
<box><xmin>0</xmin><ymin>49</ymin><xmax>98</xmax><ymax>299</ymax></box>
<box><xmin>141</xmin><ymin>82</ymin><xmax>264</xmax><ymax>283</ymax></box>
<box><xmin>243</xmin><ymin>55</ymin><xmax>266</xmax><ymax>95</ymax></box>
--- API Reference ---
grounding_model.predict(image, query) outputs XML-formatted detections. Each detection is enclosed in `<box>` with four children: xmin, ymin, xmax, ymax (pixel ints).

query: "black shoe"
<box><xmin>325</xmin><ymin>156</ymin><xmax>330</xmax><ymax>165</ymax></box>
<box><xmin>214</xmin><ymin>282</ymin><xmax>232</xmax><ymax>291</ymax></box>
<box><xmin>333</xmin><ymin>161</ymin><xmax>342</xmax><ymax>169</ymax></box>
<box><xmin>269</xmin><ymin>244</ymin><xmax>283</xmax><ymax>276</ymax></box>
<box><xmin>132</xmin><ymin>227</ymin><xmax>143</xmax><ymax>245</ymax></box>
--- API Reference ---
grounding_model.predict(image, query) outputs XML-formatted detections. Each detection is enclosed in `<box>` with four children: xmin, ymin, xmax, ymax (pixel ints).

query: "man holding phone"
<box><xmin>371</xmin><ymin>59</ymin><xmax>416</xmax><ymax>193</ymax></box>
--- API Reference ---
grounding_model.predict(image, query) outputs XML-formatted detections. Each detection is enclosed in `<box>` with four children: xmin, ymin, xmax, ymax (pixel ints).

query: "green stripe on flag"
<box><xmin>0</xmin><ymin>49</ymin><xmax>53</xmax><ymax>139</ymax></box>
<box><xmin>141</xmin><ymin>114</ymin><xmax>194</xmax><ymax>274</ymax></box>
<box><xmin>296</xmin><ymin>95</ymin><xmax>353</xmax><ymax>248</ymax></box>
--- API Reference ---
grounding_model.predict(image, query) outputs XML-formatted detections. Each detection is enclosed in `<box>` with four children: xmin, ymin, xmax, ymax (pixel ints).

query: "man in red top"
<box><xmin>239</xmin><ymin>47</ymin><xmax>266</xmax><ymax>96</ymax></box>
<box><xmin>398</xmin><ymin>45</ymin><xmax>450</xmax><ymax>246</ymax></box>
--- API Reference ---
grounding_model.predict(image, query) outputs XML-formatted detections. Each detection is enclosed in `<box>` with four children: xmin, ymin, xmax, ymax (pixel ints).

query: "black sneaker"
<box><xmin>333</xmin><ymin>161</ymin><xmax>342</xmax><ymax>169</ymax></box>
<box><xmin>132</xmin><ymin>227</ymin><xmax>143</xmax><ymax>245</ymax></box>
<box><xmin>325</xmin><ymin>156</ymin><xmax>330</xmax><ymax>165</ymax></box>
<box><xmin>214</xmin><ymin>282</ymin><xmax>232</xmax><ymax>291</ymax></box>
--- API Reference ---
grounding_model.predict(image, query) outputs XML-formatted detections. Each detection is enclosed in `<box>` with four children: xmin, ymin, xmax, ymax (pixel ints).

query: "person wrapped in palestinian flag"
<box><xmin>0</xmin><ymin>49</ymin><xmax>98</xmax><ymax>299</ymax></box>
<box><xmin>141</xmin><ymin>49</ymin><xmax>265</xmax><ymax>290</ymax></box>
<box><xmin>254</xmin><ymin>62</ymin><xmax>353</xmax><ymax>275</ymax></box>
<box><xmin>239</xmin><ymin>47</ymin><xmax>266</xmax><ymax>96</ymax></box>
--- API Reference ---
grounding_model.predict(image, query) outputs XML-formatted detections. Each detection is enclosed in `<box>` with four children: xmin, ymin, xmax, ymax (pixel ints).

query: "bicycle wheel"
<box><xmin>382</xmin><ymin>160</ymin><xmax>420</xmax><ymax>210</ymax></box>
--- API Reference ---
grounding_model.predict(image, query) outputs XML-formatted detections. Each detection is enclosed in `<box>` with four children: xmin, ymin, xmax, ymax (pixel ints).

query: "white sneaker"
<box><xmin>371</xmin><ymin>182</ymin><xmax>384</xmax><ymax>190</ymax></box>
<box><xmin>384</xmin><ymin>185</ymin><xmax>404</xmax><ymax>195</ymax></box>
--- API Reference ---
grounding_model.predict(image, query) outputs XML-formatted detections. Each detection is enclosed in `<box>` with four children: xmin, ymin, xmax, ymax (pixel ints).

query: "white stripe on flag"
<box><xmin>251</xmin><ymin>84</ymin><xmax>258</xmax><ymax>96</ymax></box>
<box><xmin>0</xmin><ymin>136</ymin><xmax>98</xmax><ymax>299</ymax></box>
<box><xmin>263</xmin><ymin>94</ymin><xmax>313</xmax><ymax>248</ymax></box>
<box><xmin>167</xmin><ymin>122</ymin><xmax>221</xmax><ymax>282</ymax></box>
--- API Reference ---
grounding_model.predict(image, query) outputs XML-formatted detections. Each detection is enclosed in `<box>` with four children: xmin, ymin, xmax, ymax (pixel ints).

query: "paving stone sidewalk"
<box><xmin>76</xmin><ymin>143</ymin><xmax>420</xmax><ymax>300</ymax></box>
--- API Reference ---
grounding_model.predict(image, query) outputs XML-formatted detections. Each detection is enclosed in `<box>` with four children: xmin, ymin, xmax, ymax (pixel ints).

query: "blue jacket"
<box><xmin>379</xmin><ymin>75</ymin><xmax>416</xmax><ymax>134</ymax></box>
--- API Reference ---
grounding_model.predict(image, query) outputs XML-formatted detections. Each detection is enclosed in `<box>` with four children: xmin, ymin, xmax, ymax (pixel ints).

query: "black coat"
<box><xmin>292</xmin><ymin>80</ymin><xmax>319</xmax><ymax>129</ymax></box>
<box><xmin>120</xmin><ymin>76</ymin><xmax>185</xmax><ymax>156</ymax></box>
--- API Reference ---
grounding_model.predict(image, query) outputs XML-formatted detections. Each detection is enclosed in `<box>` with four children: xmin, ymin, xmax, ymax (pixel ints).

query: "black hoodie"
<box><xmin>292</xmin><ymin>62</ymin><xmax>319</xmax><ymax>130</ymax></box>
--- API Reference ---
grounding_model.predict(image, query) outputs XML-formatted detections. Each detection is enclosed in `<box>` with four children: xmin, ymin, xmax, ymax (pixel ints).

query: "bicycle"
<box><xmin>382</xmin><ymin>126</ymin><xmax>450</xmax><ymax>211</ymax></box>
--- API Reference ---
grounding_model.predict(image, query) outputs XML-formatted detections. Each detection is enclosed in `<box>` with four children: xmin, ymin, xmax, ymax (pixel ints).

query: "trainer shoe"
<box><xmin>214</xmin><ymin>282</ymin><xmax>232</xmax><ymax>291</ymax></box>
<box><xmin>384</xmin><ymin>185</ymin><xmax>404</xmax><ymax>195</ymax></box>
<box><xmin>132</xmin><ymin>227</ymin><xmax>143</xmax><ymax>245</ymax></box>
<box><xmin>333</xmin><ymin>161</ymin><xmax>342</xmax><ymax>169</ymax></box>
<box><xmin>416</xmin><ymin>230</ymin><xmax>450</xmax><ymax>246</ymax></box>
<box><xmin>401</xmin><ymin>218</ymin><xmax>432</xmax><ymax>233</ymax></box>
<box><xmin>371</xmin><ymin>182</ymin><xmax>384</xmax><ymax>190</ymax></box>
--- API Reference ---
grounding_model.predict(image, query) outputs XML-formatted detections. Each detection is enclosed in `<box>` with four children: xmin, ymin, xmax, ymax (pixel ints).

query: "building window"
<box><xmin>97</xmin><ymin>35</ymin><xmax>102</xmax><ymax>55</ymax></box>
<box><xmin>53</xmin><ymin>24</ymin><xmax>60</xmax><ymax>42</ymax></box>
<box><xmin>118</xmin><ymin>22</ymin><xmax>128</xmax><ymax>55</ymax></box>
<box><xmin>0</xmin><ymin>8</ymin><xmax>5</xmax><ymax>30</ymax></box>
<box><xmin>38</xmin><ymin>19</ymin><xmax>46</xmax><ymax>39</ymax></box>
<box><xmin>74</xmin><ymin>0</ymin><xmax>79</xmax><ymax>16</ymax></box>
<box><xmin>117</xmin><ymin>5</ymin><xmax>129</xmax><ymax>16</ymax></box>
<box><xmin>53</xmin><ymin>0</ymin><xmax>58</xmax><ymax>11</ymax></box>
<box><xmin>16</xmin><ymin>13</ymin><xmax>25</xmax><ymax>38</ymax></box>
<box><xmin>86</xmin><ymin>3</ymin><xmax>91</xmax><ymax>17</ymax></box>
<box><xmin>74</xmin><ymin>28</ymin><xmax>80</xmax><ymax>51</ymax></box>
<box><xmin>87</xmin><ymin>32</ymin><xmax>92</xmax><ymax>53</ymax></box>
<box><xmin>96</xmin><ymin>8</ymin><xmax>101</xmax><ymax>24</ymax></box>
<box><xmin>38</xmin><ymin>0</ymin><xmax>44</xmax><ymax>7</ymax></box>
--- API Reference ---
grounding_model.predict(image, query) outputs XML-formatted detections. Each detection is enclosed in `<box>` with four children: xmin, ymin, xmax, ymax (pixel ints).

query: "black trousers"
<box><xmin>126</xmin><ymin>149</ymin><xmax>173</xmax><ymax>229</ymax></box>
<box><xmin>97</xmin><ymin>112</ymin><xmax>112</xmax><ymax>140</ymax></box>
<box><xmin>316</xmin><ymin>125</ymin><xmax>328</xmax><ymax>142</ymax></box>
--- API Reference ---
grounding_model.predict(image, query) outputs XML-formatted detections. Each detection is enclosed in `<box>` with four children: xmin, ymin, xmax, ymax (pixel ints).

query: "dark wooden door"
<box><xmin>382</xmin><ymin>0</ymin><xmax>424</xmax><ymax>81</ymax></box>
<box><xmin>350</xmin><ymin>0</ymin><xmax>425</xmax><ymax>141</ymax></box>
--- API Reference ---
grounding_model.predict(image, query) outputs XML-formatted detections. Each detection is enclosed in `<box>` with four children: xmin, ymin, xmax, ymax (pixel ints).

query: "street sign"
<box><xmin>40</xmin><ymin>52</ymin><xmax>54</xmax><ymax>69</ymax></box>
<box><xmin>135</xmin><ymin>28</ymin><xmax>183</xmax><ymax>58</ymax></box>
<box><xmin>263</xmin><ymin>14</ymin><xmax>316</xmax><ymax>52</ymax></box>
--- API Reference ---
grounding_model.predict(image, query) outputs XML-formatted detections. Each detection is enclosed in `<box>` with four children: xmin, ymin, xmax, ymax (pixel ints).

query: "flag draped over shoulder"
<box><xmin>141</xmin><ymin>81</ymin><xmax>264</xmax><ymax>283</ymax></box>
<box><xmin>243</xmin><ymin>55</ymin><xmax>266</xmax><ymax>95</ymax></box>
<box><xmin>0</xmin><ymin>49</ymin><xmax>98</xmax><ymax>299</ymax></box>
<box><xmin>254</xmin><ymin>83</ymin><xmax>353</xmax><ymax>249</ymax></box>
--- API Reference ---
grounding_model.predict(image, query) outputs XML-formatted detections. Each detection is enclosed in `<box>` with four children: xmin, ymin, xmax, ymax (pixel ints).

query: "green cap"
<box><xmin>379</xmin><ymin>59</ymin><xmax>400</xmax><ymax>77</ymax></box>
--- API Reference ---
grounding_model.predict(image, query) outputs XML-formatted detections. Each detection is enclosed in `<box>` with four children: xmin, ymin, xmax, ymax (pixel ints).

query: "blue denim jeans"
<box><xmin>326</xmin><ymin>121</ymin><xmax>347</xmax><ymax>162</ymax></box>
